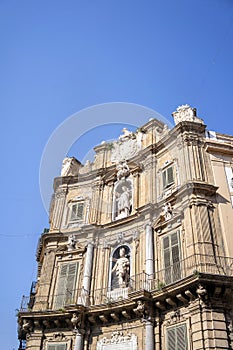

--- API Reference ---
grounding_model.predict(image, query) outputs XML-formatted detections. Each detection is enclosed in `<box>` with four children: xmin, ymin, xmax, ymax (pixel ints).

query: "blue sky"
<box><xmin>1</xmin><ymin>1</ymin><xmax>233</xmax><ymax>348</ymax></box>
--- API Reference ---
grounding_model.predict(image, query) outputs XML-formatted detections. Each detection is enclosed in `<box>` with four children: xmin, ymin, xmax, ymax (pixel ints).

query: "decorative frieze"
<box><xmin>97</xmin><ymin>332</ymin><xmax>137</xmax><ymax>349</ymax></box>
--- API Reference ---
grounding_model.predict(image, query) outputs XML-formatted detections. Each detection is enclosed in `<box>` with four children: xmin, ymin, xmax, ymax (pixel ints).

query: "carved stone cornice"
<box><xmin>205</xmin><ymin>140</ymin><xmax>233</xmax><ymax>156</ymax></box>
<box><xmin>182</xmin><ymin>133</ymin><xmax>204</xmax><ymax>147</ymax></box>
<box><xmin>142</xmin><ymin>156</ymin><xmax>156</xmax><ymax>171</ymax></box>
<box><xmin>177</xmin><ymin>181</ymin><xmax>218</xmax><ymax>198</ymax></box>
<box><xmin>55</xmin><ymin>187</ymin><xmax>67</xmax><ymax>199</ymax></box>
<box><xmin>174</xmin><ymin>120</ymin><xmax>206</xmax><ymax>135</ymax></box>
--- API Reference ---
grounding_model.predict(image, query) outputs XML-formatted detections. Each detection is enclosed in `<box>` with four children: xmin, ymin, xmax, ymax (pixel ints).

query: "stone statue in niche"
<box><xmin>116</xmin><ymin>186</ymin><xmax>130</xmax><ymax>218</ymax></box>
<box><xmin>116</xmin><ymin>160</ymin><xmax>130</xmax><ymax>181</ymax></box>
<box><xmin>112</xmin><ymin>246</ymin><xmax>130</xmax><ymax>288</ymax></box>
<box><xmin>114</xmin><ymin>180</ymin><xmax>132</xmax><ymax>220</ymax></box>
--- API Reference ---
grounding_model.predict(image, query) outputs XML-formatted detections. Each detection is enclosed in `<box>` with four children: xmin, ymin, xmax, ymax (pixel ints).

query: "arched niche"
<box><xmin>112</xmin><ymin>178</ymin><xmax>133</xmax><ymax>221</ymax></box>
<box><xmin>109</xmin><ymin>245</ymin><xmax>131</xmax><ymax>290</ymax></box>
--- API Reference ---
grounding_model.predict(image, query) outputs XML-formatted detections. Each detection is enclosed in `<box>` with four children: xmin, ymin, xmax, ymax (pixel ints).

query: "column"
<box><xmin>145</xmin><ymin>224</ymin><xmax>154</xmax><ymax>278</ymax></box>
<box><xmin>74</xmin><ymin>330</ymin><xmax>84</xmax><ymax>350</ymax></box>
<box><xmin>146</xmin><ymin>320</ymin><xmax>155</xmax><ymax>350</ymax></box>
<box><xmin>81</xmin><ymin>242</ymin><xmax>94</xmax><ymax>305</ymax></box>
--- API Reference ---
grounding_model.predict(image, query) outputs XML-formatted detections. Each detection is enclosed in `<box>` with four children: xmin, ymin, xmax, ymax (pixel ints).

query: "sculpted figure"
<box><xmin>67</xmin><ymin>234</ymin><xmax>76</xmax><ymax>251</ymax></box>
<box><xmin>112</xmin><ymin>247</ymin><xmax>130</xmax><ymax>287</ymax></box>
<box><xmin>116</xmin><ymin>160</ymin><xmax>130</xmax><ymax>181</ymax></box>
<box><xmin>116</xmin><ymin>186</ymin><xmax>131</xmax><ymax>218</ymax></box>
<box><xmin>61</xmin><ymin>157</ymin><xmax>73</xmax><ymax>176</ymax></box>
<box><xmin>119</xmin><ymin>128</ymin><xmax>133</xmax><ymax>141</ymax></box>
<box><xmin>162</xmin><ymin>202</ymin><xmax>172</xmax><ymax>221</ymax></box>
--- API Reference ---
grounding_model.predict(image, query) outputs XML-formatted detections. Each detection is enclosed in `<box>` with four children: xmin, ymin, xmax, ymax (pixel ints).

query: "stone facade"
<box><xmin>18</xmin><ymin>105</ymin><xmax>233</xmax><ymax>350</ymax></box>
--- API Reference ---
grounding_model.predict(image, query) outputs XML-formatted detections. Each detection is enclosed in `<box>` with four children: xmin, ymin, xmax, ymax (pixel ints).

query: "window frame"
<box><xmin>162</xmin><ymin>164</ymin><xmax>175</xmax><ymax>190</ymax></box>
<box><xmin>69</xmin><ymin>201</ymin><xmax>84</xmax><ymax>222</ymax></box>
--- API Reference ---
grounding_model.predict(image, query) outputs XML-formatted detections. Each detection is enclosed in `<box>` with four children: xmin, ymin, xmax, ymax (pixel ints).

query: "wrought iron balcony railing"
<box><xmin>20</xmin><ymin>254</ymin><xmax>233</xmax><ymax>312</ymax></box>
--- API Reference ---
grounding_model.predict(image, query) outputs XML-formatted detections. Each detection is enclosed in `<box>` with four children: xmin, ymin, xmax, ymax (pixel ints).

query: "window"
<box><xmin>70</xmin><ymin>202</ymin><xmax>84</xmax><ymax>221</ymax></box>
<box><xmin>47</xmin><ymin>344</ymin><xmax>67</xmax><ymax>350</ymax></box>
<box><xmin>54</xmin><ymin>262</ymin><xmax>78</xmax><ymax>309</ymax></box>
<box><xmin>163</xmin><ymin>231</ymin><xmax>181</xmax><ymax>284</ymax></box>
<box><xmin>167</xmin><ymin>324</ymin><xmax>188</xmax><ymax>350</ymax></box>
<box><xmin>162</xmin><ymin>165</ymin><xmax>174</xmax><ymax>189</ymax></box>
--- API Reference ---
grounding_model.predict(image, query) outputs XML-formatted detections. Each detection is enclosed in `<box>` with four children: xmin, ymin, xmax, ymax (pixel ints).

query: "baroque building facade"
<box><xmin>18</xmin><ymin>105</ymin><xmax>233</xmax><ymax>350</ymax></box>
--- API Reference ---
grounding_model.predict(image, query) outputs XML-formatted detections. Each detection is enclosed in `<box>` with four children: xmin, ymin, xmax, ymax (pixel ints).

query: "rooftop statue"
<box><xmin>119</xmin><ymin>127</ymin><xmax>133</xmax><ymax>141</ymax></box>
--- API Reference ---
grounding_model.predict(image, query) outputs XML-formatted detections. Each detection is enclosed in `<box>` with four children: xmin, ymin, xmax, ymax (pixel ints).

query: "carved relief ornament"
<box><xmin>172</xmin><ymin>105</ymin><xmax>203</xmax><ymax>125</ymax></box>
<box><xmin>111</xmin><ymin>133</ymin><xmax>141</xmax><ymax>163</ymax></box>
<box><xmin>97</xmin><ymin>331</ymin><xmax>137</xmax><ymax>345</ymax></box>
<box><xmin>55</xmin><ymin>188</ymin><xmax>67</xmax><ymax>199</ymax></box>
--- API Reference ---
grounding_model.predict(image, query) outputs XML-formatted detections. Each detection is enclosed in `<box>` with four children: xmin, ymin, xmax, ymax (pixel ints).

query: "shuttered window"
<box><xmin>47</xmin><ymin>344</ymin><xmax>67</xmax><ymax>350</ymax></box>
<box><xmin>167</xmin><ymin>324</ymin><xmax>188</xmax><ymax>350</ymax></box>
<box><xmin>162</xmin><ymin>166</ymin><xmax>174</xmax><ymax>189</ymax></box>
<box><xmin>163</xmin><ymin>231</ymin><xmax>181</xmax><ymax>284</ymax></box>
<box><xmin>70</xmin><ymin>202</ymin><xmax>84</xmax><ymax>221</ymax></box>
<box><xmin>54</xmin><ymin>262</ymin><xmax>78</xmax><ymax>309</ymax></box>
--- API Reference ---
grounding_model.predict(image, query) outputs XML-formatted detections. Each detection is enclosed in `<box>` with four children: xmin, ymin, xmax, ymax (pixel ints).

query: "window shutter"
<box><xmin>171</xmin><ymin>232</ymin><xmax>181</xmax><ymax>281</ymax></box>
<box><xmin>163</xmin><ymin>232</ymin><xmax>181</xmax><ymax>284</ymax></box>
<box><xmin>162</xmin><ymin>171</ymin><xmax>167</xmax><ymax>188</ymax></box>
<box><xmin>54</xmin><ymin>264</ymin><xmax>68</xmax><ymax>309</ymax></box>
<box><xmin>47</xmin><ymin>345</ymin><xmax>66</xmax><ymax>350</ymax></box>
<box><xmin>167</xmin><ymin>327</ymin><xmax>176</xmax><ymax>350</ymax></box>
<box><xmin>70</xmin><ymin>203</ymin><xmax>84</xmax><ymax>221</ymax></box>
<box><xmin>167</xmin><ymin>324</ymin><xmax>187</xmax><ymax>350</ymax></box>
<box><xmin>47</xmin><ymin>346</ymin><xmax>56</xmax><ymax>350</ymax></box>
<box><xmin>167</xmin><ymin>166</ymin><xmax>174</xmax><ymax>185</ymax></box>
<box><xmin>71</xmin><ymin>204</ymin><xmax>78</xmax><ymax>220</ymax></box>
<box><xmin>162</xmin><ymin>166</ymin><xmax>174</xmax><ymax>189</ymax></box>
<box><xmin>65</xmin><ymin>262</ymin><xmax>78</xmax><ymax>304</ymax></box>
<box><xmin>163</xmin><ymin>236</ymin><xmax>172</xmax><ymax>284</ymax></box>
<box><xmin>77</xmin><ymin>203</ymin><xmax>84</xmax><ymax>220</ymax></box>
<box><xmin>177</xmin><ymin>324</ymin><xmax>187</xmax><ymax>350</ymax></box>
<box><xmin>57</xmin><ymin>346</ymin><xmax>67</xmax><ymax>350</ymax></box>
<box><xmin>54</xmin><ymin>263</ymin><xmax>78</xmax><ymax>309</ymax></box>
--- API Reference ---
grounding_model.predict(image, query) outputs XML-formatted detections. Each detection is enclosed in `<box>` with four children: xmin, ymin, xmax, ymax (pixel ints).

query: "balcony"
<box><xmin>19</xmin><ymin>254</ymin><xmax>233</xmax><ymax>312</ymax></box>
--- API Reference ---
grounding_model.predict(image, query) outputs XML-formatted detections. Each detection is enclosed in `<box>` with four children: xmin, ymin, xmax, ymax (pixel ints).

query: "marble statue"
<box><xmin>116</xmin><ymin>186</ymin><xmax>131</xmax><ymax>219</ymax></box>
<box><xmin>61</xmin><ymin>157</ymin><xmax>79</xmax><ymax>177</ymax></box>
<box><xmin>162</xmin><ymin>202</ymin><xmax>172</xmax><ymax>221</ymax></box>
<box><xmin>112</xmin><ymin>247</ymin><xmax>130</xmax><ymax>287</ymax></box>
<box><xmin>116</xmin><ymin>160</ymin><xmax>130</xmax><ymax>181</ymax></box>
<box><xmin>119</xmin><ymin>128</ymin><xmax>133</xmax><ymax>141</ymax></box>
<box><xmin>67</xmin><ymin>234</ymin><xmax>77</xmax><ymax>251</ymax></box>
